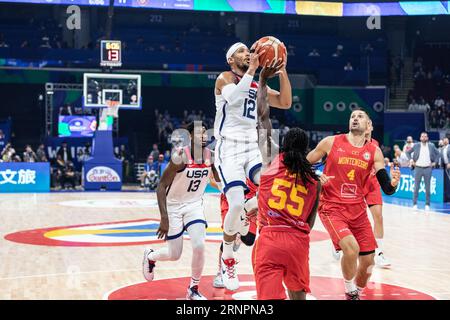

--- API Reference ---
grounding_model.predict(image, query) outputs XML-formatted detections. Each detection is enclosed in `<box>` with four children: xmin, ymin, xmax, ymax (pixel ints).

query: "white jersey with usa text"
<box><xmin>166</xmin><ymin>147</ymin><xmax>212</xmax><ymax>206</ymax></box>
<box><xmin>214</xmin><ymin>73</ymin><xmax>259</xmax><ymax>143</ymax></box>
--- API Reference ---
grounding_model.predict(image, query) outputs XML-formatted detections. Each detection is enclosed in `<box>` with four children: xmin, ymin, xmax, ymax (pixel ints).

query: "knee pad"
<box><xmin>240</xmin><ymin>232</ymin><xmax>256</xmax><ymax>246</ymax></box>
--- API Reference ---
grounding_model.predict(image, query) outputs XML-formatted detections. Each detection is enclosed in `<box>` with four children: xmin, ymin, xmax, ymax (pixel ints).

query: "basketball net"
<box><xmin>98</xmin><ymin>100</ymin><xmax>120</xmax><ymax>131</ymax></box>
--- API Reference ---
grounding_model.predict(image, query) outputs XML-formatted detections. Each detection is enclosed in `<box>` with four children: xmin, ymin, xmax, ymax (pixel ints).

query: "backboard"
<box><xmin>83</xmin><ymin>73</ymin><xmax>142</xmax><ymax>110</ymax></box>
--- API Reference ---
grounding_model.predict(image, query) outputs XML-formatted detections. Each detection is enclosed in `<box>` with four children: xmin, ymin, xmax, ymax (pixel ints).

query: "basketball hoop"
<box><xmin>104</xmin><ymin>100</ymin><xmax>120</xmax><ymax>118</ymax></box>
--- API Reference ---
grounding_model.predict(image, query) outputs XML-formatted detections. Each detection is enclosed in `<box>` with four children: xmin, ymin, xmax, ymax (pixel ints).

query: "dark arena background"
<box><xmin>0</xmin><ymin>0</ymin><xmax>450</xmax><ymax>308</ymax></box>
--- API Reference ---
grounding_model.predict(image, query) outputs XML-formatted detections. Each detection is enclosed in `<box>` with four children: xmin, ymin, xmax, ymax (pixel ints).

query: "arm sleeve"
<box><xmin>221</xmin><ymin>73</ymin><xmax>254</xmax><ymax>106</ymax></box>
<box><xmin>376</xmin><ymin>168</ymin><xmax>396</xmax><ymax>195</ymax></box>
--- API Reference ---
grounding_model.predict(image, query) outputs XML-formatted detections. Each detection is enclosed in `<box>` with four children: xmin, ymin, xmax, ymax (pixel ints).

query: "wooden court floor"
<box><xmin>0</xmin><ymin>192</ymin><xmax>449</xmax><ymax>300</ymax></box>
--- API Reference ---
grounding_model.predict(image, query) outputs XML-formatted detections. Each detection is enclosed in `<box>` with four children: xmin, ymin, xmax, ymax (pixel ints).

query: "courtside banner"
<box><xmin>0</xmin><ymin>162</ymin><xmax>50</xmax><ymax>193</ymax></box>
<box><xmin>384</xmin><ymin>167</ymin><xmax>444</xmax><ymax>203</ymax></box>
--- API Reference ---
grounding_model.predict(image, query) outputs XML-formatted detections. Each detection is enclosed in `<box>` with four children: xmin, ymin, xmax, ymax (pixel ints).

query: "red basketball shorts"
<box><xmin>319</xmin><ymin>201</ymin><xmax>377</xmax><ymax>254</ymax></box>
<box><xmin>252</xmin><ymin>227</ymin><xmax>310</xmax><ymax>300</ymax></box>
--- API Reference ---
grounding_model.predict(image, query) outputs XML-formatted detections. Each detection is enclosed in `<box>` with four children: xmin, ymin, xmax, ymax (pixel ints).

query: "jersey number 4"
<box><xmin>243</xmin><ymin>98</ymin><xmax>256</xmax><ymax>119</ymax></box>
<box><xmin>268</xmin><ymin>178</ymin><xmax>308</xmax><ymax>217</ymax></box>
<box><xmin>187</xmin><ymin>180</ymin><xmax>201</xmax><ymax>192</ymax></box>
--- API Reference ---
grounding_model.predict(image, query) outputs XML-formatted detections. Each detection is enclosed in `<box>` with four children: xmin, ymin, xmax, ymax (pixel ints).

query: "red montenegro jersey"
<box><xmin>321</xmin><ymin>134</ymin><xmax>377</xmax><ymax>204</ymax></box>
<box><xmin>258</xmin><ymin>153</ymin><xmax>319</xmax><ymax>234</ymax></box>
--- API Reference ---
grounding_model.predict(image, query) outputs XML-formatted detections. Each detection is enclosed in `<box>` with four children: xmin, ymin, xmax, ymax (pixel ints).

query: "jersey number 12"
<box><xmin>243</xmin><ymin>98</ymin><xmax>256</xmax><ymax>119</ymax></box>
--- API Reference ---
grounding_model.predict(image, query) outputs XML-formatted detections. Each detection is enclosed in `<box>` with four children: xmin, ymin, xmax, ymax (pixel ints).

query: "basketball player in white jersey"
<box><xmin>142</xmin><ymin>122</ymin><xmax>220</xmax><ymax>300</ymax></box>
<box><xmin>214</xmin><ymin>41</ymin><xmax>291</xmax><ymax>290</ymax></box>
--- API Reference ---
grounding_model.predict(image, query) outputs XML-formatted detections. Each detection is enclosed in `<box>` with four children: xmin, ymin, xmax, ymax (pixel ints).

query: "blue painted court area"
<box><xmin>382</xmin><ymin>196</ymin><xmax>450</xmax><ymax>215</ymax></box>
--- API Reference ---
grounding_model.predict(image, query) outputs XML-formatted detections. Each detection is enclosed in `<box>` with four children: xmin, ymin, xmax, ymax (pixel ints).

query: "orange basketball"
<box><xmin>254</xmin><ymin>36</ymin><xmax>286</xmax><ymax>67</ymax></box>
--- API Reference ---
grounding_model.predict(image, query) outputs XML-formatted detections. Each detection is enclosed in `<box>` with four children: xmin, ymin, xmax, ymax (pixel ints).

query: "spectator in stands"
<box><xmin>77</xmin><ymin>143</ymin><xmax>91</xmax><ymax>163</ymax></box>
<box><xmin>408</xmin><ymin>99</ymin><xmax>419</xmax><ymax>111</ymax></box>
<box><xmin>140</xmin><ymin>155</ymin><xmax>157</xmax><ymax>188</ymax></box>
<box><xmin>434</xmin><ymin>95</ymin><xmax>445</xmax><ymax>108</ymax></box>
<box><xmin>413</xmin><ymin>57</ymin><xmax>423</xmax><ymax>72</ymax></box>
<box><xmin>308</xmin><ymin>49</ymin><xmax>320</xmax><ymax>57</ymax></box>
<box><xmin>13</xmin><ymin>155</ymin><xmax>21</xmax><ymax>162</ymax></box>
<box><xmin>23</xmin><ymin>145</ymin><xmax>38</xmax><ymax>163</ymax></box>
<box><xmin>332</xmin><ymin>49</ymin><xmax>341</xmax><ymax>58</ymax></box>
<box><xmin>0</xmin><ymin>129</ymin><xmax>5</xmax><ymax>153</ymax></box>
<box><xmin>406</xmin><ymin>132</ymin><xmax>440</xmax><ymax>211</ymax></box>
<box><xmin>164</xmin><ymin>150</ymin><xmax>171</xmax><ymax>162</ymax></box>
<box><xmin>144</xmin><ymin>170</ymin><xmax>159</xmax><ymax>191</ymax></box>
<box><xmin>0</xmin><ymin>33</ymin><xmax>9</xmax><ymax>48</ymax></box>
<box><xmin>394</xmin><ymin>56</ymin><xmax>404</xmax><ymax>84</ymax></box>
<box><xmin>155</xmin><ymin>153</ymin><xmax>168</xmax><ymax>177</ymax></box>
<box><xmin>36</xmin><ymin>143</ymin><xmax>48</xmax><ymax>162</ymax></box>
<box><xmin>1</xmin><ymin>143</ymin><xmax>15</xmax><ymax>162</ymax></box>
<box><xmin>61</xmin><ymin>162</ymin><xmax>78</xmax><ymax>190</ymax></box>
<box><xmin>445</xmin><ymin>116</ymin><xmax>450</xmax><ymax>129</ymax></box>
<box><xmin>418</xmin><ymin>97</ymin><xmax>430</xmax><ymax>112</ymax></box>
<box><xmin>393</xmin><ymin>144</ymin><xmax>410</xmax><ymax>167</ymax></box>
<box><xmin>116</xmin><ymin>144</ymin><xmax>131</xmax><ymax>180</ymax></box>
<box><xmin>57</xmin><ymin>141</ymin><xmax>73</xmax><ymax>163</ymax></box>
<box><xmin>20</xmin><ymin>40</ymin><xmax>29</xmax><ymax>48</ymax></box>
<box><xmin>344</xmin><ymin>62</ymin><xmax>353</xmax><ymax>71</ymax></box>
<box><xmin>432</xmin><ymin>66</ymin><xmax>443</xmax><ymax>81</ymax></box>
<box><xmin>150</xmin><ymin>143</ymin><xmax>160</xmax><ymax>160</ymax></box>
<box><xmin>429</xmin><ymin>110</ymin><xmax>439</xmax><ymax>128</ymax></box>
<box><xmin>414</xmin><ymin>67</ymin><xmax>426</xmax><ymax>80</ymax></box>
<box><xmin>59</xmin><ymin>104</ymin><xmax>73</xmax><ymax>115</ymax></box>
<box><xmin>439</xmin><ymin>137</ymin><xmax>450</xmax><ymax>169</ymax></box>
<box><xmin>40</xmin><ymin>37</ymin><xmax>52</xmax><ymax>49</ymax></box>
<box><xmin>403</xmin><ymin>136</ymin><xmax>415</xmax><ymax>153</ymax></box>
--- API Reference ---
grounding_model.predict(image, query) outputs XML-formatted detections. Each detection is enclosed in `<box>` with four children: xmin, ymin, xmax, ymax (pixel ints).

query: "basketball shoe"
<box><xmin>213</xmin><ymin>272</ymin><xmax>225</xmax><ymax>288</ymax></box>
<box><xmin>142</xmin><ymin>248</ymin><xmax>156</xmax><ymax>281</ymax></box>
<box><xmin>375</xmin><ymin>250</ymin><xmax>391</xmax><ymax>268</ymax></box>
<box><xmin>345</xmin><ymin>290</ymin><xmax>360</xmax><ymax>300</ymax></box>
<box><xmin>221</xmin><ymin>257</ymin><xmax>239</xmax><ymax>290</ymax></box>
<box><xmin>186</xmin><ymin>285</ymin><xmax>207</xmax><ymax>300</ymax></box>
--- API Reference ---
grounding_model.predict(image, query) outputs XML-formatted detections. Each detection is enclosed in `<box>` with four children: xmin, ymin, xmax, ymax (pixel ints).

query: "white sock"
<box><xmin>190</xmin><ymin>277</ymin><xmax>200</xmax><ymax>288</ymax></box>
<box><xmin>344</xmin><ymin>278</ymin><xmax>357</xmax><ymax>293</ymax></box>
<box><xmin>376</xmin><ymin>238</ymin><xmax>384</xmax><ymax>253</ymax></box>
<box><xmin>356</xmin><ymin>285</ymin><xmax>364</xmax><ymax>295</ymax></box>
<box><xmin>222</xmin><ymin>241</ymin><xmax>234</xmax><ymax>260</ymax></box>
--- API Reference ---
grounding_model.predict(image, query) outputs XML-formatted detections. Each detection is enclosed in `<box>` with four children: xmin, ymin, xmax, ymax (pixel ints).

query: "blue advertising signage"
<box><xmin>386</xmin><ymin>167</ymin><xmax>444</xmax><ymax>203</ymax></box>
<box><xmin>0</xmin><ymin>162</ymin><xmax>50</xmax><ymax>193</ymax></box>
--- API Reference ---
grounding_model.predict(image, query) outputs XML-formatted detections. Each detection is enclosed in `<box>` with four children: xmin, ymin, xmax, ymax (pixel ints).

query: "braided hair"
<box><xmin>282</xmin><ymin>128</ymin><xmax>319</xmax><ymax>186</ymax></box>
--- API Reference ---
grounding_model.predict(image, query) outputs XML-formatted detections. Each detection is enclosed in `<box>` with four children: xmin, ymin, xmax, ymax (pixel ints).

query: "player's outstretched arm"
<box><xmin>373</xmin><ymin>147</ymin><xmax>401</xmax><ymax>195</ymax></box>
<box><xmin>155</xmin><ymin>158</ymin><xmax>185</xmax><ymax>239</ymax></box>
<box><xmin>306</xmin><ymin>136</ymin><xmax>333</xmax><ymax>164</ymax></box>
<box><xmin>266</xmin><ymin>54</ymin><xmax>292</xmax><ymax>109</ymax></box>
<box><xmin>208</xmin><ymin>166</ymin><xmax>222</xmax><ymax>192</ymax></box>
<box><xmin>306</xmin><ymin>182</ymin><xmax>322</xmax><ymax>229</ymax></box>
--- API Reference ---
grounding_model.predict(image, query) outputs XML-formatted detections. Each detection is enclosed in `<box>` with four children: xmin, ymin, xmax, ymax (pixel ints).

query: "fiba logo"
<box><xmin>363</xmin><ymin>152</ymin><xmax>371</xmax><ymax>161</ymax></box>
